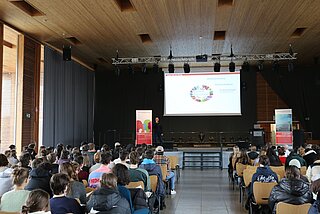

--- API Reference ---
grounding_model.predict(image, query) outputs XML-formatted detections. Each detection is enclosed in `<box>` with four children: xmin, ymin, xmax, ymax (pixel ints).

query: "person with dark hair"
<box><xmin>87</xmin><ymin>173</ymin><xmax>130</xmax><ymax>214</ymax></box>
<box><xmin>50</xmin><ymin>173</ymin><xmax>82</xmax><ymax>214</ymax></box>
<box><xmin>139</xmin><ymin>149</ymin><xmax>165</xmax><ymax>208</ymax></box>
<box><xmin>21</xmin><ymin>189</ymin><xmax>51</xmax><ymax>214</ymax></box>
<box><xmin>247</xmin><ymin>145</ymin><xmax>259</xmax><ymax>161</ymax></box>
<box><xmin>57</xmin><ymin>150</ymin><xmax>69</xmax><ymax>165</ymax></box>
<box><xmin>74</xmin><ymin>155</ymin><xmax>89</xmax><ymax>181</ymax></box>
<box><xmin>0</xmin><ymin>167</ymin><xmax>30</xmax><ymax>212</ymax></box>
<box><xmin>246</xmin><ymin>155</ymin><xmax>278</xmax><ymax>210</ymax></box>
<box><xmin>112</xmin><ymin>142</ymin><xmax>122</xmax><ymax>161</ymax></box>
<box><xmin>25</xmin><ymin>162</ymin><xmax>52</xmax><ymax>197</ymax></box>
<box><xmin>309</xmin><ymin>178</ymin><xmax>320</xmax><ymax>213</ymax></box>
<box><xmin>20</xmin><ymin>153</ymin><xmax>32</xmax><ymax>171</ymax></box>
<box><xmin>47</xmin><ymin>153</ymin><xmax>59</xmax><ymax>174</ymax></box>
<box><xmin>304</xmin><ymin>147</ymin><xmax>318</xmax><ymax>167</ymax></box>
<box><xmin>234</xmin><ymin>149</ymin><xmax>250</xmax><ymax>170</ymax></box>
<box><xmin>88</xmin><ymin>152</ymin><xmax>112</xmax><ymax>188</ymax></box>
<box><xmin>113</xmin><ymin>150</ymin><xmax>130</xmax><ymax>168</ymax></box>
<box><xmin>269</xmin><ymin>166</ymin><xmax>312</xmax><ymax>213</ymax></box>
<box><xmin>128</xmin><ymin>151</ymin><xmax>150</xmax><ymax>192</ymax></box>
<box><xmin>278</xmin><ymin>146</ymin><xmax>286</xmax><ymax>165</ymax></box>
<box><xmin>0</xmin><ymin>153</ymin><xmax>13</xmax><ymax>197</ymax></box>
<box><xmin>267</xmin><ymin>147</ymin><xmax>282</xmax><ymax>166</ymax></box>
<box><xmin>27</xmin><ymin>143</ymin><xmax>37</xmax><ymax>160</ymax></box>
<box><xmin>306</xmin><ymin>154</ymin><xmax>320</xmax><ymax>182</ymax></box>
<box><xmin>285</xmin><ymin>149</ymin><xmax>307</xmax><ymax>169</ymax></box>
<box><xmin>32</xmin><ymin>158</ymin><xmax>44</xmax><ymax>169</ymax></box>
<box><xmin>9</xmin><ymin>144</ymin><xmax>16</xmax><ymax>150</ymax></box>
<box><xmin>113</xmin><ymin>164</ymin><xmax>149</xmax><ymax>214</ymax></box>
<box><xmin>59</xmin><ymin>162</ymin><xmax>86</xmax><ymax>205</ymax></box>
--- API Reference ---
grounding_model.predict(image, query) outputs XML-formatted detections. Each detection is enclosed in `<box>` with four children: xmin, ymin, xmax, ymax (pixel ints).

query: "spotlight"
<box><xmin>168</xmin><ymin>45</ymin><xmax>173</xmax><ymax>60</ymax></box>
<box><xmin>229</xmin><ymin>61</ymin><xmax>235</xmax><ymax>72</ymax></box>
<box><xmin>257</xmin><ymin>60</ymin><xmax>264</xmax><ymax>72</ymax></box>
<box><xmin>128</xmin><ymin>64</ymin><xmax>134</xmax><ymax>74</ymax></box>
<box><xmin>288</xmin><ymin>61</ymin><xmax>294</xmax><ymax>72</ymax></box>
<box><xmin>229</xmin><ymin>44</ymin><xmax>235</xmax><ymax>57</ymax></box>
<box><xmin>142</xmin><ymin>63</ymin><xmax>147</xmax><ymax>74</ymax></box>
<box><xmin>153</xmin><ymin>63</ymin><xmax>159</xmax><ymax>73</ymax></box>
<box><xmin>183</xmin><ymin>63</ymin><xmax>190</xmax><ymax>73</ymax></box>
<box><xmin>214</xmin><ymin>62</ymin><xmax>221</xmax><ymax>72</ymax></box>
<box><xmin>242</xmin><ymin>61</ymin><xmax>250</xmax><ymax>72</ymax></box>
<box><xmin>168</xmin><ymin>63</ymin><xmax>174</xmax><ymax>73</ymax></box>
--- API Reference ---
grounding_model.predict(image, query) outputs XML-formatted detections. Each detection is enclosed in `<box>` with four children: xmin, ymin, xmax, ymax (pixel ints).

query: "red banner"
<box><xmin>136</xmin><ymin>110</ymin><xmax>152</xmax><ymax>145</ymax></box>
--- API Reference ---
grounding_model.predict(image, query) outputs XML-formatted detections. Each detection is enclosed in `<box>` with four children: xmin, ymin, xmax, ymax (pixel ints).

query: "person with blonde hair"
<box><xmin>0</xmin><ymin>167</ymin><xmax>30</xmax><ymax>212</ymax></box>
<box><xmin>21</xmin><ymin>189</ymin><xmax>51</xmax><ymax>214</ymax></box>
<box><xmin>87</xmin><ymin>173</ymin><xmax>130</xmax><ymax>214</ymax></box>
<box><xmin>59</xmin><ymin>162</ymin><xmax>86</xmax><ymax>204</ymax></box>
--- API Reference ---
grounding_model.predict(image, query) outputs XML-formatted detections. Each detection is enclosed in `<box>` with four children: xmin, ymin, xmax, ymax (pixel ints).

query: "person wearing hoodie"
<box><xmin>306</xmin><ymin>154</ymin><xmax>320</xmax><ymax>182</ymax></box>
<box><xmin>25</xmin><ymin>162</ymin><xmax>52</xmax><ymax>197</ymax></box>
<box><xmin>0</xmin><ymin>154</ymin><xmax>13</xmax><ymax>197</ymax></box>
<box><xmin>87</xmin><ymin>172</ymin><xmax>131</xmax><ymax>214</ymax></box>
<box><xmin>304</xmin><ymin>148</ymin><xmax>318</xmax><ymax>167</ymax></box>
<box><xmin>269</xmin><ymin>165</ymin><xmax>312</xmax><ymax>214</ymax></box>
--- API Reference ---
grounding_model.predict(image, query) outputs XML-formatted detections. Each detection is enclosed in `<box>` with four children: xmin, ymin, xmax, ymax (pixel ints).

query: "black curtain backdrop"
<box><xmin>42</xmin><ymin>47</ymin><xmax>94</xmax><ymax>148</ymax></box>
<box><xmin>260</xmin><ymin>64</ymin><xmax>320</xmax><ymax>139</ymax></box>
<box><xmin>94</xmin><ymin>67</ymin><xmax>257</xmax><ymax>146</ymax></box>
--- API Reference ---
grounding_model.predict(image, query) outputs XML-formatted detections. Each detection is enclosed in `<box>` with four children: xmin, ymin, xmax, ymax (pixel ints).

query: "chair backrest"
<box><xmin>253</xmin><ymin>182</ymin><xmax>277</xmax><ymax>205</ymax></box>
<box><xmin>168</xmin><ymin>156</ymin><xmax>179</xmax><ymax>170</ymax></box>
<box><xmin>236</xmin><ymin>163</ymin><xmax>247</xmax><ymax>177</ymax></box>
<box><xmin>126</xmin><ymin>181</ymin><xmax>145</xmax><ymax>190</ymax></box>
<box><xmin>300</xmin><ymin>166</ymin><xmax>307</xmax><ymax>175</ymax></box>
<box><xmin>150</xmin><ymin>175</ymin><xmax>158</xmax><ymax>192</ymax></box>
<box><xmin>82</xmin><ymin>179</ymin><xmax>88</xmax><ymax>187</ymax></box>
<box><xmin>85</xmin><ymin>187</ymin><xmax>95</xmax><ymax>193</ymax></box>
<box><xmin>270</xmin><ymin>166</ymin><xmax>285</xmax><ymax>179</ymax></box>
<box><xmin>160</xmin><ymin>164</ymin><xmax>168</xmax><ymax>180</ymax></box>
<box><xmin>0</xmin><ymin>212</ymin><xmax>20</xmax><ymax>214</ymax></box>
<box><xmin>247</xmin><ymin>165</ymin><xmax>258</xmax><ymax>171</ymax></box>
<box><xmin>243</xmin><ymin>169</ymin><xmax>256</xmax><ymax>187</ymax></box>
<box><xmin>276</xmin><ymin>202</ymin><xmax>311</xmax><ymax>214</ymax></box>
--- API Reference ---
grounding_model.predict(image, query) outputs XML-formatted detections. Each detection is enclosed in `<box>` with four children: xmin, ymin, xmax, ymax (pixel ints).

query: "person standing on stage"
<box><xmin>153</xmin><ymin>117</ymin><xmax>163</xmax><ymax>144</ymax></box>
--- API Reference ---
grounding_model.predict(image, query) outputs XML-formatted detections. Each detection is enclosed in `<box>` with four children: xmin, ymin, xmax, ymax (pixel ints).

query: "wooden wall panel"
<box><xmin>0</xmin><ymin>24</ymin><xmax>3</xmax><ymax>144</ymax></box>
<box><xmin>21</xmin><ymin>37</ymin><xmax>40</xmax><ymax>149</ymax></box>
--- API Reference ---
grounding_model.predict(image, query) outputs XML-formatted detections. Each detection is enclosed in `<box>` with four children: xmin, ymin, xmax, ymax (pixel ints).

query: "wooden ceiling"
<box><xmin>0</xmin><ymin>0</ymin><xmax>320</xmax><ymax>69</ymax></box>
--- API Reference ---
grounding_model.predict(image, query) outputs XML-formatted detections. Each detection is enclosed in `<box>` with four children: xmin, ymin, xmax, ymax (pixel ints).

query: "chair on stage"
<box><xmin>276</xmin><ymin>202</ymin><xmax>311</xmax><ymax>214</ymax></box>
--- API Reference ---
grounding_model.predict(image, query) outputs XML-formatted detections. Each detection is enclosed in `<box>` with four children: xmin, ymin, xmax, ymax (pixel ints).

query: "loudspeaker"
<box><xmin>63</xmin><ymin>46</ymin><xmax>71</xmax><ymax>61</ymax></box>
<box><xmin>293</xmin><ymin>130</ymin><xmax>304</xmax><ymax>149</ymax></box>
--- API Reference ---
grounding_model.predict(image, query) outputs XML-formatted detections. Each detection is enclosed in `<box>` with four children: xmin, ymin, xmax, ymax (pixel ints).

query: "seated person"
<box><xmin>25</xmin><ymin>162</ymin><xmax>52</xmax><ymax>197</ymax></box>
<box><xmin>278</xmin><ymin>146</ymin><xmax>286</xmax><ymax>165</ymax></box>
<box><xmin>303</xmin><ymin>148</ymin><xmax>317</xmax><ymax>167</ymax></box>
<box><xmin>306</xmin><ymin>154</ymin><xmax>320</xmax><ymax>182</ymax></box>
<box><xmin>288</xmin><ymin>159</ymin><xmax>309</xmax><ymax>182</ymax></box>
<box><xmin>234</xmin><ymin>150</ymin><xmax>250</xmax><ymax>170</ymax></box>
<box><xmin>22</xmin><ymin>189</ymin><xmax>51</xmax><ymax>214</ymax></box>
<box><xmin>74</xmin><ymin>155</ymin><xmax>89</xmax><ymax>181</ymax></box>
<box><xmin>0</xmin><ymin>167</ymin><xmax>30</xmax><ymax>212</ymax></box>
<box><xmin>59</xmin><ymin>162</ymin><xmax>86</xmax><ymax>204</ymax></box>
<box><xmin>153</xmin><ymin>146</ymin><xmax>176</xmax><ymax>194</ymax></box>
<box><xmin>113</xmin><ymin>150</ymin><xmax>130</xmax><ymax>168</ymax></box>
<box><xmin>50</xmin><ymin>173</ymin><xmax>83</xmax><ymax>214</ymax></box>
<box><xmin>88</xmin><ymin>152</ymin><xmax>112</xmax><ymax>188</ymax></box>
<box><xmin>113</xmin><ymin>164</ymin><xmax>149</xmax><ymax>214</ymax></box>
<box><xmin>309</xmin><ymin>178</ymin><xmax>320</xmax><ymax>214</ymax></box>
<box><xmin>285</xmin><ymin>149</ymin><xmax>307</xmax><ymax>169</ymax></box>
<box><xmin>247</xmin><ymin>146</ymin><xmax>259</xmax><ymax>161</ymax></box>
<box><xmin>247</xmin><ymin>155</ymin><xmax>278</xmax><ymax>206</ymax></box>
<box><xmin>269</xmin><ymin>166</ymin><xmax>312</xmax><ymax>213</ymax></box>
<box><xmin>87</xmin><ymin>173</ymin><xmax>131</xmax><ymax>214</ymax></box>
<box><xmin>89</xmin><ymin>151</ymin><xmax>102</xmax><ymax>173</ymax></box>
<box><xmin>267</xmin><ymin>147</ymin><xmax>283</xmax><ymax>166</ymax></box>
<box><xmin>129</xmin><ymin>151</ymin><xmax>151</xmax><ymax>192</ymax></box>
<box><xmin>0</xmin><ymin>154</ymin><xmax>13</xmax><ymax>197</ymax></box>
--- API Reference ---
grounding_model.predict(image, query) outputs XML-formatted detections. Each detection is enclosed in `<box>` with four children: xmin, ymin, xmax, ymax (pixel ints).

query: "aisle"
<box><xmin>163</xmin><ymin>169</ymin><xmax>247</xmax><ymax>214</ymax></box>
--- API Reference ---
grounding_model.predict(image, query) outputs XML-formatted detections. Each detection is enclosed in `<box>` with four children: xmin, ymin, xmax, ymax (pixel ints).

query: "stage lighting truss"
<box><xmin>112</xmin><ymin>53</ymin><xmax>297</xmax><ymax>65</ymax></box>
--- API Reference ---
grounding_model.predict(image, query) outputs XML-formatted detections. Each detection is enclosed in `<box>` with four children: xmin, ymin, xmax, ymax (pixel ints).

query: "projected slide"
<box><xmin>164</xmin><ymin>72</ymin><xmax>241</xmax><ymax>116</ymax></box>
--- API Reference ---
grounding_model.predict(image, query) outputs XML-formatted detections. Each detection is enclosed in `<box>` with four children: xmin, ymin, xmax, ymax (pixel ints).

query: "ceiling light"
<box><xmin>242</xmin><ymin>60</ymin><xmax>250</xmax><ymax>72</ymax></box>
<box><xmin>168</xmin><ymin>63</ymin><xmax>174</xmax><ymax>73</ymax></box>
<box><xmin>183</xmin><ymin>63</ymin><xmax>190</xmax><ymax>73</ymax></box>
<box><xmin>229</xmin><ymin>61</ymin><xmax>235</xmax><ymax>72</ymax></box>
<box><xmin>214</xmin><ymin>62</ymin><xmax>221</xmax><ymax>72</ymax></box>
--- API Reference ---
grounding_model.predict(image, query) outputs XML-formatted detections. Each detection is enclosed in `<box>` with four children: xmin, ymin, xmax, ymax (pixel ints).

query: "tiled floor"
<box><xmin>163</xmin><ymin>169</ymin><xmax>247</xmax><ymax>214</ymax></box>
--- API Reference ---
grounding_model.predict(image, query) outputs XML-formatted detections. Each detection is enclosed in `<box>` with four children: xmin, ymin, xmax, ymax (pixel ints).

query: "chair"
<box><xmin>235</xmin><ymin>163</ymin><xmax>247</xmax><ymax>203</ymax></box>
<box><xmin>168</xmin><ymin>156</ymin><xmax>180</xmax><ymax>181</ymax></box>
<box><xmin>126</xmin><ymin>181</ymin><xmax>145</xmax><ymax>190</ymax></box>
<box><xmin>243</xmin><ymin>169</ymin><xmax>256</xmax><ymax>188</ymax></box>
<box><xmin>150</xmin><ymin>175</ymin><xmax>161</xmax><ymax>210</ymax></box>
<box><xmin>85</xmin><ymin>187</ymin><xmax>95</xmax><ymax>193</ymax></box>
<box><xmin>246</xmin><ymin>165</ymin><xmax>258</xmax><ymax>171</ymax></box>
<box><xmin>276</xmin><ymin>202</ymin><xmax>311</xmax><ymax>214</ymax></box>
<box><xmin>82</xmin><ymin>179</ymin><xmax>88</xmax><ymax>187</ymax></box>
<box><xmin>0</xmin><ymin>212</ymin><xmax>19</xmax><ymax>214</ymax></box>
<box><xmin>300</xmin><ymin>166</ymin><xmax>307</xmax><ymax>175</ymax></box>
<box><xmin>253</xmin><ymin>182</ymin><xmax>277</xmax><ymax>205</ymax></box>
<box><xmin>160</xmin><ymin>164</ymin><xmax>170</xmax><ymax>195</ymax></box>
<box><xmin>270</xmin><ymin>166</ymin><xmax>285</xmax><ymax>179</ymax></box>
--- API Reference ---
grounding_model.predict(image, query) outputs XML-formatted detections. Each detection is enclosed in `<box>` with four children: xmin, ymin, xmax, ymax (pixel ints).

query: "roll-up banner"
<box><xmin>136</xmin><ymin>110</ymin><xmax>152</xmax><ymax>145</ymax></box>
<box><xmin>275</xmin><ymin>109</ymin><xmax>293</xmax><ymax>144</ymax></box>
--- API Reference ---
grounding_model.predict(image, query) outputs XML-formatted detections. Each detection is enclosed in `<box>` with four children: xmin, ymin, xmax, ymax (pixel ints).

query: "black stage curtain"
<box><xmin>42</xmin><ymin>47</ymin><xmax>94</xmax><ymax>148</ymax></box>
<box><xmin>94</xmin><ymin>67</ymin><xmax>257</xmax><ymax>146</ymax></box>
<box><xmin>260</xmin><ymin>64</ymin><xmax>320</xmax><ymax>139</ymax></box>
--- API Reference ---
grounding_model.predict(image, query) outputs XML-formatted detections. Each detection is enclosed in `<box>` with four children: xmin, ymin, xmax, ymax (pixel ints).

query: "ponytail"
<box><xmin>21</xmin><ymin>205</ymin><xmax>30</xmax><ymax>214</ymax></box>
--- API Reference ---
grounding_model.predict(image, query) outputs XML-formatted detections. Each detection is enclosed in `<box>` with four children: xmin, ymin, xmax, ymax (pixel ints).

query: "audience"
<box><xmin>128</xmin><ymin>151</ymin><xmax>151</xmax><ymax>191</ymax></box>
<box><xmin>114</xmin><ymin>150</ymin><xmax>130</xmax><ymax>168</ymax></box>
<box><xmin>25</xmin><ymin>162</ymin><xmax>52</xmax><ymax>197</ymax></box>
<box><xmin>278</xmin><ymin>146</ymin><xmax>286</xmax><ymax>165</ymax></box>
<box><xmin>57</xmin><ymin>150</ymin><xmax>70</xmax><ymax>165</ymax></box>
<box><xmin>50</xmin><ymin>173</ymin><xmax>83</xmax><ymax>214</ymax></box>
<box><xmin>304</xmin><ymin>147</ymin><xmax>318</xmax><ymax>167</ymax></box>
<box><xmin>154</xmin><ymin>146</ymin><xmax>176</xmax><ymax>194</ymax></box>
<box><xmin>285</xmin><ymin>149</ymin><xmax>307</xmax><ymax>169</ymax></box>
<box><xmin>19</xmin><ymin>153</ymin><xmax>32</xmax><ymax>171</ymax></box>
<box><xmin>247</xmin><ymin>145</ymin><xmax>259</xmax><ymax>161</ymax></box>
<box><xmin>309</xmin><ymin>178</ymin><xmax>320</xmax><ymax>213</ymax></box>
<box><xmin>21</xmin><ymin>189</ymin><xmax>51</xmax><ymax>214</ymax></box>
<box><xmin>74</xmin><ymin>155</ymin><xmax>89</xmax><ymax>181</ymax></box>
<box><xmin>0</xmin><ymin>153</ymin><xmax>13</xmax><ymax>197</ymax></box>
<box><xmin>88</xmin><ymin>152</ymin><xmax>112</xmax><ymax>188</ymax></box>
<box><xmin>59</xmin><ymin>162</ymin><xmax>86</xmax><ymax>204</ymax></box>
<box><xmin>0</xmin><ymin>167</ymin><xmax>30</xmax><ymax>212</ymax></box>
<box><xmin>87</xmin><ymin>172</ymin><xmax>131</xmax><ymax>214</ymax></box>
<box><xmin>89</xmin><ymin>151</ymin><xmax>102</xmax><ymax>173</ymax></box>
<box><xmin>269</xmin><ymin>166</ymin><xmax>312</xmax><ymax>213</ymax></box>
<box><xmin>267</xmin><ymin>148</ymin><xmax>282</xmax><ymax>166</ymax></box>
